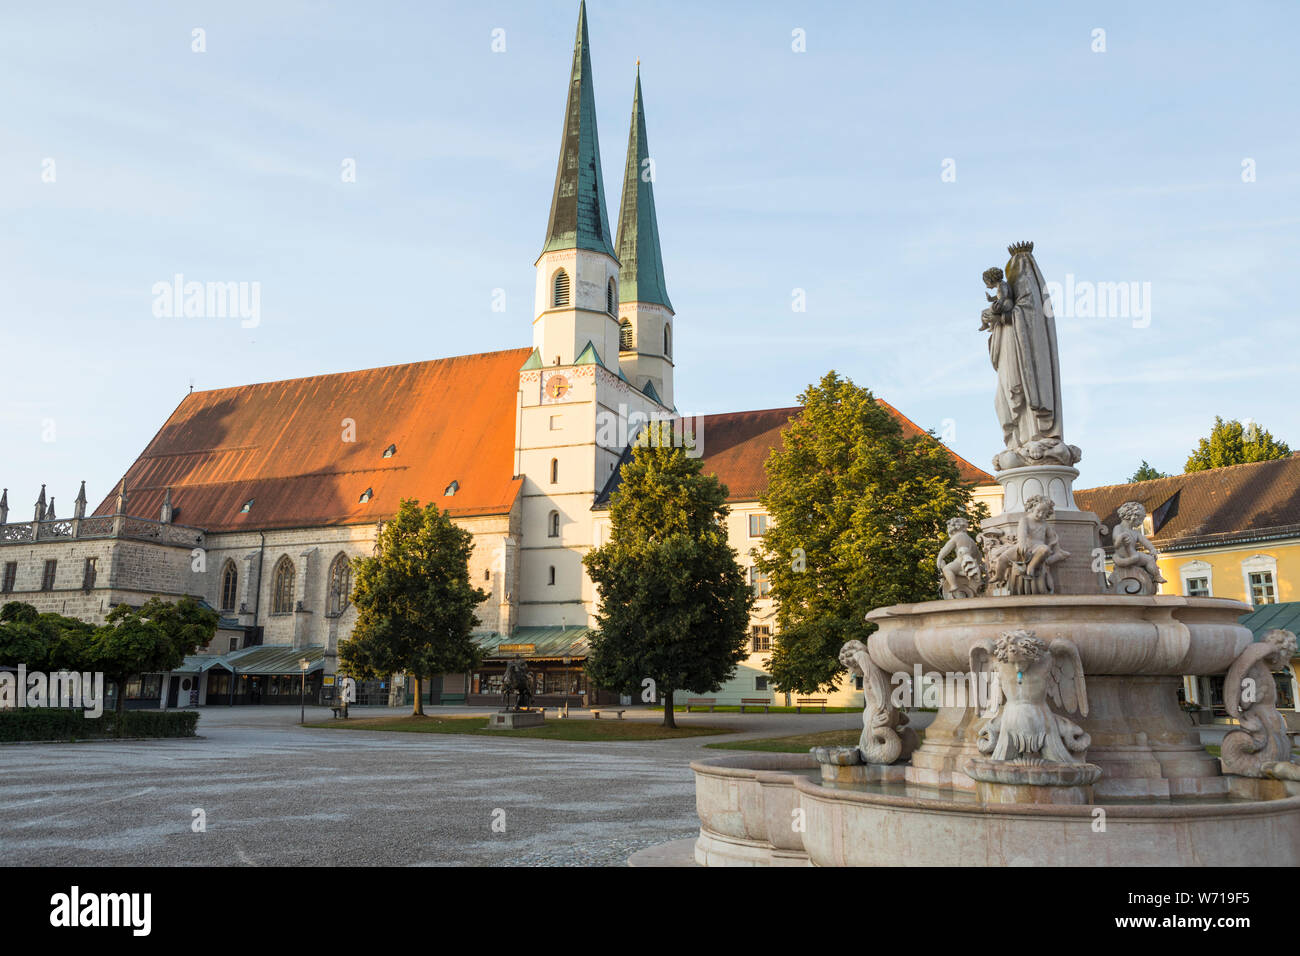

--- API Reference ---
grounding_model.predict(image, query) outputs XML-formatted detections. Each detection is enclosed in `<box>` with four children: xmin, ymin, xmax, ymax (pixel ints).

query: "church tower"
<box><xmin>615</xmin><ymin>65</ymin><xmax>675</xmax><ymax>408</ymax></box>
<box><xmin>532</xmin><ymin>0</ymin><xmax>622</xmax><ymax>369</ymax></box>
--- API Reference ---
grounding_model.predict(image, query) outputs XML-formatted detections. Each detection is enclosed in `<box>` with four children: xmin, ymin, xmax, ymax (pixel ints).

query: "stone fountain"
<box><xmin>683</xmin><ymin>242</ymin><xmax>1300</xmax><ymax>867</ymax></box>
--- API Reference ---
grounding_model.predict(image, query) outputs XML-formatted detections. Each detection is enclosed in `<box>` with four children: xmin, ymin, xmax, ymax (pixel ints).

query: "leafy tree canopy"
<box><xmin>1185</xmin><ymin>417</ymin><xmax>1290</xmax><ymax>473</ymax></box>
<box><xmin>339</xmin><ymin>499</ymin><xmax>487</xmax><ymax>715</ymax></box>
<box><xmin>90</xmin><ymin>596</ymin><xmax>218</xmax><ymax>718</ymax></box>
<box><xmin>755</xmin><ymin>371</ymin><xmax>986</xmax><ymax>694</ymax></box>
<box><xmin>1129</xmin><ymin>460</ymin><xmax>1169</xmax><ymax>482</ymax></box>
<box><xmin>584</xmin><ymin>443</ymin><xmax>752</xmax><ymax>727</ymax></box>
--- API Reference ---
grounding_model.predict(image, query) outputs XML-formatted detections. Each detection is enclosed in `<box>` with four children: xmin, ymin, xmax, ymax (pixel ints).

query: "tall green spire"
<box><xmin>616</xmin><ymin>67</ymin><xmax>676</xmax><ymax>312</ymax></box>
<box><xmin>541</xmin><ymin>1</ymin><xmax>616</xmax><ymax>259</ymax></box>
<box><xmin>615</xmin><ymin>65</ymin><xmax>672</xmax><ymax>311</ymax></box>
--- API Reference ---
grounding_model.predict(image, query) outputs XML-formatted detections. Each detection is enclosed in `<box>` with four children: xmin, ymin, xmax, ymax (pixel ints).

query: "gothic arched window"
<box><xmin>619</xmin><ymin>320</ymin><xmax>633</xmax><ymax>351</ymax></box>
<box><xmin>607</xmin><ymin>278</ymin><xmax>617</xmax><ymax>315</ymax></box>
<box><xmin>220</xmin><ymin>560</ymin><xmax>238</xmax><ymax>611</ymax></box>
<box><xmin>553</xmin><ymin>269</ymin><xmax>570</xmax><ymax>307</ymax></box>
<box><xmin>549</xmin><ymin>511</ymin><xmax>560</xmax><ymax>538</ymax></box>
<box><xmin>664</xmin><ymin>323</ymin><xmax>672</xmax><ymax>358</ymax></box>
<box><xmin>327</xmin><ymin>552</ymin><xmax>352</xmax><ymax>617</ymax></box>
<box><xmin>272</xmin><ymin>556</ymin><xmax>296</xmax><ymax>614</ymax></box>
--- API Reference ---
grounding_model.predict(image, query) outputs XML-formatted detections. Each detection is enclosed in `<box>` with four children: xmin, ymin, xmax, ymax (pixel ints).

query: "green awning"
<box><xmin>224</xmin><ymin>644</ymin><xmax>327</xmax><ymax>675</ymax></box>
<box><xmin>474</xmin><ymin>627</ymin><xmax>591</xmax><ymax>662</ymax></box>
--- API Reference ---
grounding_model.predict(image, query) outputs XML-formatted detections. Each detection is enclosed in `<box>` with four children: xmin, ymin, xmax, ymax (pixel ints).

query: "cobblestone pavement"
<box><xmin>0</xmin><ymin>704</ymin><xmax>865</xmax><ymax>866</ymax></box>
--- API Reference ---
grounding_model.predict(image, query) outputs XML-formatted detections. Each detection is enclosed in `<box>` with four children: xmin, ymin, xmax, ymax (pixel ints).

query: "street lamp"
<box><xmin>299</xmin><ymin>658</ymin><xmax>310</xmax><ymax>724</ymax></box>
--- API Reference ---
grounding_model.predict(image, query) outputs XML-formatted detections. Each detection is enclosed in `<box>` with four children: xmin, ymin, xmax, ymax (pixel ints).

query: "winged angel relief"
<box><xmin>969</xmin><ymin>628</ymin><xmax>1090</xmax><ymax>764</ymax></box>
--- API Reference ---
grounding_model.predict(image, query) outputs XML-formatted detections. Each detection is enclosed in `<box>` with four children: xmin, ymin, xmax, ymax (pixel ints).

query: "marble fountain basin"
<box><xmin>864</xmin><ymin>594</ymin><xmax>1253</xmax><ymax>676</ymax></box>
<box><xmin>691</xmin><ymin>752</ymin><xmax>1300</xmax><ymax>867</ymax></box>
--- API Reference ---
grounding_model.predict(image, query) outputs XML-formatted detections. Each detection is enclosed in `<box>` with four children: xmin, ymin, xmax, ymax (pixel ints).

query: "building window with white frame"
<box><xmin>1249</xmin><ymin>571</ymin><xmax>1277</xmax><ymax>606</ymax></box>
<box><xmin>1241</xmin><ymin>554</ymin><xmax>1279</xmax><ymax>606</ymax></box>
<box><xmin>1180</xmin><ymin>560</ymin><xmax>1213</xmax><ymax>598</ymax></box>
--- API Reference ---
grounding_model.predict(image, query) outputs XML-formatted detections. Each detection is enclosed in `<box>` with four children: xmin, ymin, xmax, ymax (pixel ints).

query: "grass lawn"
<box><xmin>303</xmin><ymin>714</ymin><xmax>732</xmax><ymax>741</ymax></box>
<box><xmin>704</xmin><ymin>728</ymin><xmax>863</xmax><ymax>753</ymax></box>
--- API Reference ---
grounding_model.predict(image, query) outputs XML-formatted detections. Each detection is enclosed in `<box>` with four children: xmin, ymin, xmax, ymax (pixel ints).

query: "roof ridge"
<box><xmin>182</xmin><ymin>347</ymin><xmax>535</xmax><ymax>397</ymax></box>
<box><xmin>1079</xmin><ymin>453</ymin><xmax>1300</xmax><ymax>493</ymax></box>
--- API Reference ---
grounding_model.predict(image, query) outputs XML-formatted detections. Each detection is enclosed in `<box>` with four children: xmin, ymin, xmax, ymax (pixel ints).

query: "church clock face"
<box><xmin>543</xmin><ymin>371</ymin><xmax>571</xmax><ymax>402</ymax></box>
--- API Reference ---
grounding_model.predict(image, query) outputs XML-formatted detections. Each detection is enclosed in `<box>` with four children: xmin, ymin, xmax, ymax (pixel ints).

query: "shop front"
<box><xmin>458</xmin><ymin>628</ymin><xmax>621</xmax><ymax>708</ymax></box>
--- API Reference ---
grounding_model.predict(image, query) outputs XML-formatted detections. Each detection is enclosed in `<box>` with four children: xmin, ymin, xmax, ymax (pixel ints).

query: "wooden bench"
<box><xmin>739</xmin><ymin>698</ymin><xmax>771</xmax><ymax>713</ymax></box>
<box><xmin>796</xmin><ymin>697</ymin><xmax>827</xmax><ymax>713</ymax></box>
<box><xmin>591</xmin><ymin>709</ymin><xmax>625</xmax><ymax>720</ymax></box>
<box><xmin>329</xmin><ymin>705</ymin><xmax>349</xmax><ymax>719</ymax></box>
<box><xmin>686</xmin><ymin>698</ymin><xmax>716</xmax><ymax>712</ymax></box>
<box><xmin>440</xmin><ymin>693</ymin><xmax>467</xmax><ymax>706</ymax></box>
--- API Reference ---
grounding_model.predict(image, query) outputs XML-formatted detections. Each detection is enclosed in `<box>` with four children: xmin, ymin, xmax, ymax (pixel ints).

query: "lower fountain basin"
<box><xmin>690</xmin><ymin>754</ymin><xmax>1300</xmax><ymax>867</ymax></box>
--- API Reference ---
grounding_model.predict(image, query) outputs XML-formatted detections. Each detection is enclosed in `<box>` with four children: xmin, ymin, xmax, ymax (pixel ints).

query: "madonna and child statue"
<box><xmin>980</xmin><ymin>241</ymin><xmax>1082</xmax><ymax>473</ymax></box>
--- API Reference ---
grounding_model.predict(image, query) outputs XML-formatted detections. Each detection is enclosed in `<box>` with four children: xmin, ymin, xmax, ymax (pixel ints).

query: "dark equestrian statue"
<box><xmin>501</xmin><ymin>659</ymin><xmax>534</xmax><ymax>712</ymax></box>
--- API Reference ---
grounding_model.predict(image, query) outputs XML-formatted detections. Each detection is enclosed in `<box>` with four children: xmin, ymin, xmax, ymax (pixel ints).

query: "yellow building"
<box><xmin>1076</xmin><ymin>454</ymin><xmax>1300</xmax><ymax>716</ymax></box>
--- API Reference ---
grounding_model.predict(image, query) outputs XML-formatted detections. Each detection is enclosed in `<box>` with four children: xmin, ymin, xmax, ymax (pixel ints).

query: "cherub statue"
<box><xmin>838</xmin><ymin>639</ymin><xmax>918</xmax><ymax>764</ymax></box>
<box><xmin>977</xmin><ymin>527</ymin><xmax>1017</xmax><ymax>592</ymax></box>
<box><xmin>969</xmin><ymin>628</ymin><xmax>1090</xmax><ymax>764</ymax></box>
<box><xmin>1221</xmin><ymin>629</ymin><xmax>1298</xmax><ymax>778</ymax></box>
<box><xmin>979</xmin><ymin>266</ymin><xmax>1012</xmax><ymax>331</ymax></box>
<box><xmin>937</xmin><ymin>516</ymin><xmax>984</xmax><ymax>598</ymax></box>
<box><xmin>1014</xmin><ymin>495</ymin><xmax>1069</xmax><ymax>594</ymax></box>
<box><xmin>1107</xmin><ymin>500</ymin><xmax>1166</xmax><ymax>595</ymax></box>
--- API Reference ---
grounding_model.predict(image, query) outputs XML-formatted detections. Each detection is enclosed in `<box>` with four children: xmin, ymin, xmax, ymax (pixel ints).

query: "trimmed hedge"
<box><xmin>0</xmin><ymin>708</ymin><xmax>200</xmax><ymax>742</ymax></box>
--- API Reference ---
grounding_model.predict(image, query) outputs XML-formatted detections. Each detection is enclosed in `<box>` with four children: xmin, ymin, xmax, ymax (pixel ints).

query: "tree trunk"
<box><xmin>663</xmin><ymin>687</ymin><xmax>676</xmax><ymax>728</ymax></box>
<box><xmin>412</xmin><ymin>675</ymin><xmax>425</xmax><ymax>716</ymax></box>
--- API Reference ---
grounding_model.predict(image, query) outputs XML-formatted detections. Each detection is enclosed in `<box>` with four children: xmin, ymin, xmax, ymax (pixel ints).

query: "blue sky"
<box><xmin>2</xmin><ymin>0</ymin><xmax>1297</xmax><ymax>515</ymax></box>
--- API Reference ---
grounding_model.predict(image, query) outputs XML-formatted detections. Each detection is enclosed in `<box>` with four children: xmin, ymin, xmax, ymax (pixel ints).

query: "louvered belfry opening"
<box><xmin>554</xmin><ymin>269</ymin><xmax>571</xmax><ymax>307</ymax></box>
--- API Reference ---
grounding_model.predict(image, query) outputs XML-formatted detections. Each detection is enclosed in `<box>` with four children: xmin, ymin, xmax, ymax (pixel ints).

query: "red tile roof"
<box><xmin>1075</xmin><ymin>454</ymin><xmax>1300</xmax><ymax>551</ymax></box>
<box><xmin>696</xmin><ymin>403</ymin><xmax>994</xmax><ymax>503</ymax></box>
<box><xmin>94</xmin><ymin>349</ymin><xmax>533</xmax><ymax>531</ymax></box>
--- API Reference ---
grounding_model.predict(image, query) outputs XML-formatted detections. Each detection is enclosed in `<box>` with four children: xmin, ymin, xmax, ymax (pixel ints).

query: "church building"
<box><xmin>0</xmin><ymin>3</ymin><xmax>997</xmax><ymax>710</ymax></box>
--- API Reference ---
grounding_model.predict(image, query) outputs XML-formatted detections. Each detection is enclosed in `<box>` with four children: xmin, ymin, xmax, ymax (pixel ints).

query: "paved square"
<box><xmin>0</xmin><ymin>706</ymin><xmax>858</xmax><ymax>866</ymax></box>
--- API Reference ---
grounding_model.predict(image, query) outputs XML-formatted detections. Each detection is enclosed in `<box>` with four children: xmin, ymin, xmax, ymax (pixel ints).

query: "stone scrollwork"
<box><xmin>969</xmin><ymin>629</ymin><xmax>1091</xmax><ymax>764</ymax></box>
<box><xmin>838</xmin><ymin>639</ymin><xmax>918</xmax><ymax>765</ymax></box>
<box><xmin>1221</xmin><ymin>629</ymin><xmax>1298</xmax><ymax>778</ymax></box>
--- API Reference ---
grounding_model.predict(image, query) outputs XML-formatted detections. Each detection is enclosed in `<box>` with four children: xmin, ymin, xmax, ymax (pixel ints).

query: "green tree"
<box><xmin>756</xmin><ymin>371</ymin><xmax>985</xmax><ymax>694</ymax></box>
<box><xmin>339</xmin><ymin>499</ymin><xmax>487</xmax><ymax>716</ymax></box>
<box><xmin>90</xmin><ymin>596</ymin><xmax>217</xmax><ymax>726</ymax></box>
<box><xmin>1185</xmin><ymin>417</ymin><xmax>1291</xmax><ymax>472</ymax></box>
<box><xmin>1129</xmin><ymin>460</ymin><xmax>1169</xmax><ymax>482</ymax></box>
<box><xmin>0</xmin><ymin>602</ymin><xmax>97</xmax><ymax>673</ymax></box>
<box><xmin>584</xmin><ymin>443</ymin><xmax>752</xmax><ymax>728</ymax></box>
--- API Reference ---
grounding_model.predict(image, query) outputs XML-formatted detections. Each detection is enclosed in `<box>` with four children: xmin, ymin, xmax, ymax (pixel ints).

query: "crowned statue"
<box><xmin>981</xmin><ymin>242</ymin><xmax>1082</xmax><ymax>472</ymax></box>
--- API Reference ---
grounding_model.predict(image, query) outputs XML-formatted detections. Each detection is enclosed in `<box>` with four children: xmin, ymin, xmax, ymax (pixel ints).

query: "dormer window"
<box><xmin>606</xmin><ymin>278</ymin><xmax>617</xmax><ymax>315</ymax></box>
<box><xmin>240</xmin><ymin>499</ymin><xmax>254</xmax><ymax>513</ymax></box>
<box><xmin>444</xmin><ymin>480</ymin><xmax>459</xmax><ymax>496</ymax></box>
<box><xmin>359</xmin><ymin>488</ymin><xmax>373</xmax><ymax>503</ymax></box>
<box><xmin>553</xmin><ymin>269</ymin><xmax>570</xmax><ymax>307</ymax></box>
<box><xmin>383</xmin><ymin>444</ymin><xmax>396</xmax><ymax>458</ymax></box>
